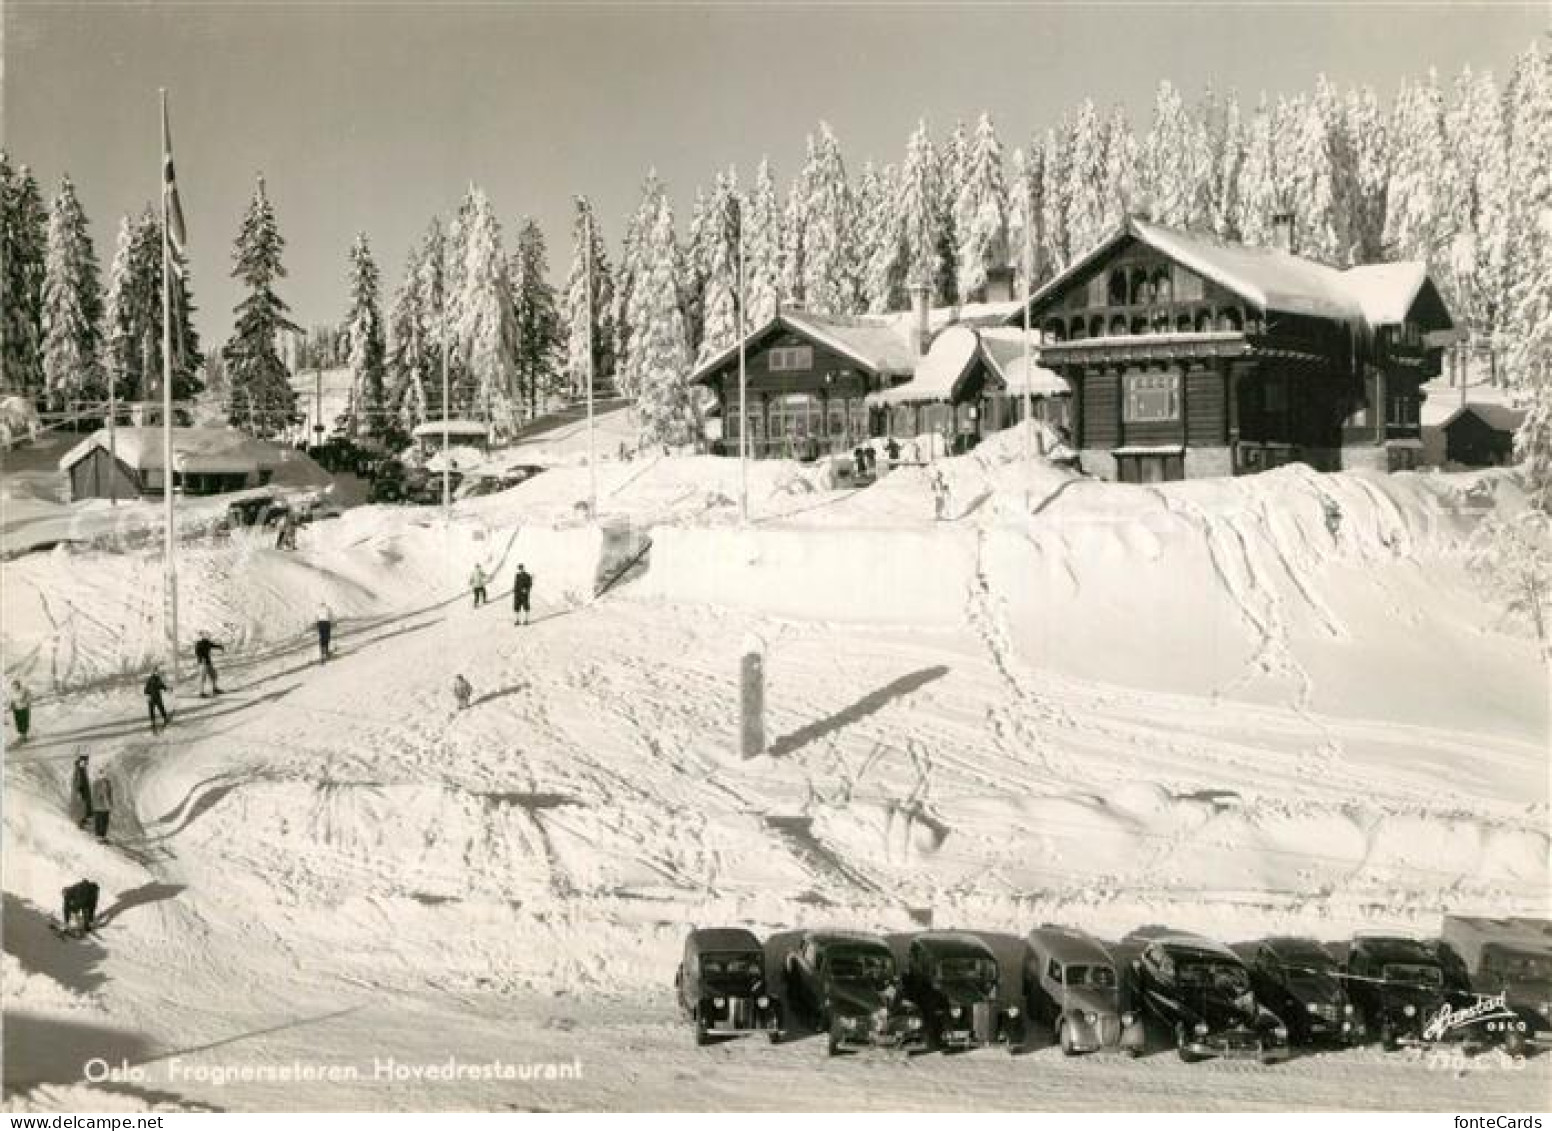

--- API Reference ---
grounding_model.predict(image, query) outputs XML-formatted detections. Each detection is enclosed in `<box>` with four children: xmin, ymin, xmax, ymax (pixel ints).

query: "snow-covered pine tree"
<box><xmin>41</xmin><ymin>175</ymin><xmax>105</xmax><ymax>411</ymax></box>
<box><xmin>452</xmin><ymin>187</ymin><xmax>521</xmax><ymax>433</ymax></box>
<box><xmin>1100</xmin><ymin>104</ymin><xmax>1138</xmax><ymax>231</ymax></box>
<box><xmin>1343</xmin><ymin>85</ymin><xmax>1388</xmax><ymax>262</ymax></box>
<box><xmin>631</xmin><ymin>195</ymin><xmax>694</xmax><ymax>446</ymax></box>
<box><xmin>954</xmin><ymin>112</ymin><xmax>1008</xmax><ymax>302</ymax></box>
<box><xmin>511</xmin><ymin>217</ymin><xmax>563</xmax><ymax>418</ymax></box>
<box><xmin>122</xmin><ymin>208</ymin><xmax>203</xmax><ymax>403</ymax></box>
<box><xmin>1234</xmin><ymin>94</ymin><xmax>1282</xmax><ymax>247</ymax></box>
<box><xmin>683</xmin><ymin>185</ymin><xmax>715</xmax><ymax>353</ymax></box>
<box><xmin>744</xmin><ymin>158</ymin><xmax>782</xmax><ymax>326</ymax></box>
<box><xmin>1205</xmin><ymin>91</ymin><xmax>1244</xmax><ymax>239</ymax></box>
<box><xmin>616</xmin><ymin>172</ymin><xmax>669</xmax><ymax>404</ymax></box>
<box><xmin>1006</xmin><ymin>146</ymin><xmax>1038</xmax><ymax>295</ymax></box>
<box><xmin>1139</xmin><ymin>81</ymin><xmax>1209</xmax><ymax>229</ymax></box>
<box><xmin>862</xmin><ymin>161</ymin><xmax>908</xmax><ymax>315</ymax></box>
<box><xmin>222</xmin><ymin>176</ymin><xmax>298</xmax><ymax>437</ymax></box>
<box><xmin>801</xmin><ymin>122</ymin><xmax>859</xmax><ymax>315</ymax></box>
<box><xmin>103</xmin><ymin>217</ymin><xmax>140</xmax><ymax>404</ymax></box>
<box><xmin>780</xmin><ymin>136</ymin><xmax>814</xmax><ymax>306</ymax></box>
<box><xmin>385</xmin><ymin>232</ymin><xmax>431</xmax><ymax>430</ymax></box>
<box><xmin>854</xmin><ymin>161</ymin><xmax>884</xmax><ymax>303</ymax></box>
<box><xmin>1504</xmin><ymin>42</ymin><xmax>1552</xmax><ymax>403</ymax></box>
<box><xmin>896</xmin><ymin>120</ymin><xmax>946</xmax><ymax>295</ymax></box>
<box><xmin>1384</xmin><ymin>70</ymin><xmax>1466</xmax><ymax>298</ymax></box>
<box><xmin>1446</xmin><ymin>65</ymin><xmax>1511</xmax><ymax>346</ymax></box>
<box><xmin>1</xmin><ymin>158</ymin><xmax>48</xmax><ymax>396</ymax></box>
<box><xmin>1065</xmin><ymin>100</ymin><xmax>1109</xmax><ymax>259</ymax></box>
<box><xmin>1039</xmin><ymin>124</ymin><xmax>1072</xmax><ymax>277</ymax></box>
<box><xmin>561</xmin><ymin>196</ymin><xmax>617</xmax><ymax>402</ymax></box>
<box><xmin>694</xmin><ymin>173</ymin><xmax>742</xmax><ymax>368</ymax></box>
<box><xmin>343</xmin><ymin>231</ymin><xmax>387</xmax><ymax>438</ymax></box>
<box><xmin>1281</xmin><ymin>84</ymin><xmax>1347</xmax><ymax>265</ymax></box>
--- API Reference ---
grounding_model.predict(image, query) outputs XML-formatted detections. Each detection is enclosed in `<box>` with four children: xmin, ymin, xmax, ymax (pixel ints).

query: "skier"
<box><xmin>470</xmin><ymin>564</ymin><xmax>489</xmax><ymax>608</ymax></box>
<box><xmin>315</xmin><ymin>602</ymin><xmax>334</xmax><ymax>662</ymax></box>
<box><xmin>930</xmin><ymin>468</ymin><xmax>950</xmax><ymax>522</ymax></box>
<box><xmin>193</xmin><ymin>630</ymin><xmax>225</xmax><ymax>698</ymax></box>
<box><xmin>70</xmin><ymin>753</ymin><xmax>93</xmax><ymax>829</ymax></box>
<box><xmin>885</xmin><ymin>437</ymin><xmax>901</xmax><ymax>468</ymax></box>
<box><xmin>89</xmin><ymin>770</ymin><xmax>113</xmax><ymax>841</ymax></box>
<box><xmin>1323</xmin><ymin>499</ymin><xmax>1343</xmax><ymax>542</ymax></box>
<box><xmin>512</xmin><ymin>564</ymin><xmax>533</xmax><ymax>627</ymax></box>
<box><xmin>275</xmin><ymin>510</ymin><xmax>298</xmax><ymax>551</ymax></box>
<box><xmin>144</xmin><ymin>666</ymin><xmax>170</xmax><ymax>733</ymax></box>
<box><xmin>8</xmin><ymin>678</ymin><xmax>31</xmax><ymax>743</ymax></box>
<box><xmin>452</xmin><ymin>674</ymin><xmax>473</xmax><ymax>711</ymax></box>
<box><xmin>60</xmin><ymin>878</ymin><xmax>100</xmax><ymax>934</ymax></box>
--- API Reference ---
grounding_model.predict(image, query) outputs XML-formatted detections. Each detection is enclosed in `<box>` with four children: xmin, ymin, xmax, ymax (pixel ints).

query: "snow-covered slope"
<box><xmin>3</xmin><ymin>434</ymin><xmax>1547</xmax><ymax>1109</ymax></box>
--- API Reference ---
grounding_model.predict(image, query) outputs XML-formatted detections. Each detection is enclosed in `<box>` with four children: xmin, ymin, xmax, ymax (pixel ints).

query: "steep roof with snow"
<box><xmin>58</xmin><ymin>427</ymin><xmax>284</xmax><ymax>474</ymax></box>
<box><xmin>1441</xmin><ymin>402</ymin><xmax>1527</xmax><ymax>433</ymax></box>
<box><xmin>977</xmin><ymin>328</ymin><xmax>1069</xmax><ymax>397</ymax></box>
<box><xmin>868</xmin><ymin>325</ymin><xmax>1068</xmax><ymax>406</ymax></box>
<box><xmin>1008</xmin><ymin>216</ymin><xmax>1455</xmax><ymax>330</ymax></box>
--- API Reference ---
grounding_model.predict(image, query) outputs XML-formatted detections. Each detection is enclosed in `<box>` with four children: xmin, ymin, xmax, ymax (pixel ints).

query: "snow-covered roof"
<box><xmin>778</xmin><ymin>309</ymin><xmax>920</xmax><ymax>376</ymax></box>
<box><xmin>1441</xmin><ymin>402</ymin><xmax>1527</xmax><ymax>433</ymax></box>
<box><xmin>411</xmin><ymin>419</ymin><xmax>490</xmax><ymax>438</ymax></box>
<box><xmin>870</xmin><ymin>325</ymin><xmax>980</xmax><ymax>406</ymax></box>
<box><xmin>1011</xmin><ymin>216</ymin><xmax>1456</xmax><ymax>329</ymax></box>
<box><xmin>58</xmin><ymin>427</ymin><xmax>283</xmax><ymax>474</ymax></box>
<box><xmin>977</xmin><ymin>328</ymin><xmax>1069</xmax><ymax>397</ymax></box>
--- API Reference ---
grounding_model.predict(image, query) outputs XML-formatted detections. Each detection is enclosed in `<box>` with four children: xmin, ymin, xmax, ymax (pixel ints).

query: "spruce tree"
<box><xmin>1101</xmin><ymin>104</ymin><xmax>1138</xmax><ymax>231</ymax></box>
<box><xmin>1065</xmin><ymin>100</ymin><xmax>1108</xmax><ymax>257</ymax></box>
<box><xmin>781</xmin><ymin>135</ymin><xmax>814</xmax><ymax>306</ymax></box>
<box><xmin>41</xmin><ymin>175</ymin><xmax>105</xmax><ymax>411</ymax></box>
<box><xmin>954</xmin><ymin>112</ymin><xmax>1008</xmax><ymax>301</ymax></box>
<box><xmin>1504</xmin><ymin>42</ymin><xmax>1552</xmax><ymax>398</ymax></box>
<box><xmin>696</xmin><ymin>177</ymin><xmax>742</xmax><ymax>367</ymax></box>
<box><xmin>744</xmin><ymin>158</ymin><xmax>782</xmax><ymax>326</ymax></box>
<box><xmin>511</xmin><ymin>217</ymin><xmax>563</xmax><ymax>418</ymax></box>
<box><xmin>103</xmin><ymin>217</ymin><xmax>140</xmax><ymax>405</ymax></box>
<box><xmin>452</xmin><ymin>187</ymin><xmax>520</xmax><ymax>431</ymax></box>
<box><xmin>1384</xmin><ymin>71</ymin><xmax>1466</xmax><ymax>294</ymax></box>
<box><xmin>1447</xmin><ymin>65</ymin><xmax>1511</xmax><ymax>344</ymax></box>
<box><xmin>897</xmin><ymin>120</ymin><xmax>946</xmax><ymax>293</ymax></box>
<box><xmin>344</xmin><ymin>231</ymin><xmax>387</xmax><ymax>438</ymax></box>
<box><xmin>1343</xmin><ymin>86</ymin><xmax>1389</xmax><ymax>261</ymax></box>
<box><xmin>616</xmin><ymin>171</ymin><xmax>667</xmax><ymax>404</ymax></box>
<box><xmin>1039</xmin><ymin>124</ymin><xmax>1071</xmax><ymax>276</ymax></box>
<box><xmin>222</xmin><ymin>176</ymin><xmax>298</xmax><ymax>437</ymax></box>
<box><xmin>863</xmin><ymin>162</ymin><xmax>908</xmax><ymax>314</ymax></box>
<box><xmin>1139</xmin><ymin>81</ymin><xmax>1208</xmax><ymax>228</ymax></box>
<box><xmin>562</xmin><ymin>196</ymin><xmax>617</xmax><ymax>401</ymax></box>
<box><xmin>801</xmin><ymin>122</ymin><xmax>858</xmax><ymax>316</ymax></box>
<box><xmin>632</xmin><ymin>195</ymin><xmax>693</xmax><ymax>446</ymax></box>
<box><xmin>1</xmin><ymin>158</ymin><xmax>48</xmax><ymax>396</ymax></box>
<box><xmin>1235</xmin><ymin>95</ymin><xmax>1282</xmax><ymax>247</ymax></box>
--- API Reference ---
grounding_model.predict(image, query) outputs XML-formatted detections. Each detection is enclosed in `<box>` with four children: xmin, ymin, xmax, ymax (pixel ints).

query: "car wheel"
<box><xmin>1058</xmin><ymin>1019</ymin><xmax>1080</xmax><ymax>1057</ymax></box>
<box><xmin>1380</xmin><ymin>1025</ymin><xmax>1399</xmax><ymax>1052</ymax></box>
<box><xmin>694</xmin><ymin>1017</ymin><xmax>709</xmax><ymax>1047</ymax></box>
<box><xmin>1177</xmin><ymin>1023</ymin><xmax>1202</xmax><ymax>1064</ymax></box>
<box><xmin>767</xmin><ymin>1030</ymin><xmax>782</xmax><ymax>1046</ymax></box>
<box><xmin>1506</xmin><ymin>1030</ymin><xmax>1527</xmax><ymax>1059</ymax></box>
<box><xmin>826</xmin><ymin>1020</ymin><xmax>843</xmax><ymax>1057</ymax></box>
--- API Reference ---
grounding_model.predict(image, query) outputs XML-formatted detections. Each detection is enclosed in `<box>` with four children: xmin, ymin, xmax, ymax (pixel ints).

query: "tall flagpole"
<box><xmin>441</xmin><ymin>250</ymin><xmax>451</xmax><ymax>514</ymax></box>
<box><xmin>1022</xmin><ymin>174</ymin><xmax>1035</xmax><ymax>479</ymax></box>
<box><xmin>737</xmin><ymin>195</ymin><xmax>748</xmax><ymax>525</ymax></box>
<box><xmin>160</xmin><ymin>88</ymin><xmax>179</xmax><ymax>679</ymax></box>
<box><xmin>584</xmin><ymin>201</ymin><xmax>597</xmax><ymax>518</ymax></box>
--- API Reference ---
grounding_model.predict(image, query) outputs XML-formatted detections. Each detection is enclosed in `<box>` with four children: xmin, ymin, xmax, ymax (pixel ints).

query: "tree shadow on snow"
<box><xmin>765</xmin><ymin>666</ymin><xmax>950</xmax><ymax>759</ymax></box>
<box><xmin>2</xmin><ymin>891</ymin><xmax>109</xmax><ymax>997</ymax></box>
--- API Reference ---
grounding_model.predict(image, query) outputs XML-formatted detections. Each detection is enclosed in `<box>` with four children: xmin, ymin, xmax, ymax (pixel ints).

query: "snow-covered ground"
<box><xmin>3</xmin><ymin>425</ymin><xmax>1548</xmax><ymax>1110</ymax></box>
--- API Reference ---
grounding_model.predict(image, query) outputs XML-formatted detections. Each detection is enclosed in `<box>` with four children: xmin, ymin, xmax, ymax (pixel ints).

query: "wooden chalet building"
<box><xmin>59</xmin><ymin>427</ymin><xmax>284</xmax><ymax>501</ymax></box>
<box><xmin>1008</xmin><ymin>215</ymin><xmax>1455</xmax><ymax>483</ymax></box>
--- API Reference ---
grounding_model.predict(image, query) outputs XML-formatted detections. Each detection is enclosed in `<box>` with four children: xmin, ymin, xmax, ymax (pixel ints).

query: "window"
<box><xmin>1124</xmin><ymin>370</ymin><xmax>1181</xmax><ymax>423</ymax></box>
<box><xmin>768</xmin><ymin>345</ymin><xmax>813</xmax><ymax>372</ymax></box>
<box><xmin>1086</xmin><ymin>273</ymin><xmax>1108</xmax><ymax>308</ymax></box>
<box><xmin>1174</xmin><ymin>266</ymin><xmax>1205</xmax><ymax>302</ymax></box>
<box><xmin>1047</xmin><ymin>959</ymin><xmax>1062</xmax><ymax>983</ymax></box>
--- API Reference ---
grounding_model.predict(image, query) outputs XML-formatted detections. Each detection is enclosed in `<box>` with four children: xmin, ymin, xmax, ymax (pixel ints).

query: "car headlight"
<box><xmin>713</xmin><ymin>997</ymin><xmax>726</xmax><ymax>1008</ymax></box>
<box><xmin>1007</xmin><ymin>1006</ymin><xmax>1020</xmax><ymax>1018</ymax></box>
<box><xmin>1344</xmin><ymin>1004</ymin><xmax>1354</xmax><ymax>1016</ymax></box>
<box><xmin>1194</xmin><ymin>1021</ymin><xmax>1209</xmax><ymax>1036</ymax></box>
<box><xmin>1273</xmin><ymin>1026</ymin><xmax>1288</xmax><ymax>1040</ymax></box>
<box><xmin>756</xmin><ymin>996</ymin><xmax>769</xmax><ymax>1009</ymax></box>
<box><xmin>1085</xmin><ymin>1011</ymin><xmax>1099</xmax><ymax>1025</ymax></box>
<box><xmin>1341</xmin><ymin>1021</ymin><xmax>1352</xmax><ymax>1032</ymax></box>
<box><xmin>1403</xmin><ymin>1004</ymin><xmax>1417</xmax><ymax>1018</ymax></box>
<box><xmin>840</xmin><ymin>1015</ymin><xmax>860</xmax><ymax>1030</ymax></box>
<box><xmin>1121</xmin><ymin>1012</ymin><xmax>1136</xmax><ymax>1027</ymax></box>
<box><xmin>950</xmin><ymin>1006</ymin><xmax>963</xmax><ymax>1019</ymax></box>
<box><xmin>1306</xmin><ymin>1002</ymin><xmax>1319</xmax><ymax>1014</ymax></box>
<box><xmin>907</xmin><ymin>1017</ymin><xmax>923</xmax><ymax>1030</ymax></box>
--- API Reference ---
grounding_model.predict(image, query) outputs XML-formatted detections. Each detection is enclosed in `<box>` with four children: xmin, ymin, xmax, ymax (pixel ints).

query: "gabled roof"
<box><xmin>411</xmin><ymin>419</ymin><xmax>490</xmax><ymax>438</ymax></box>
<box><xmin>692</xmin><ymin>309</ymin><xmax>919</xmax><ymax>384</ymax></box>
<box><xmin>976</xmin><ymin>328</ymin><xmax>1069</xmax><ymax>397</ymax></box>
<box><xmin>1008</xmin><ymin>216</ymin><xmax>1456</xmax><ymax>329</ymax></box>
<box><xmin>870</xmin><ymin>325</ymin><xmax>981</xmax><ymax>406</ymax></box>
<box><xmin>59</xmin><ymin>427</ymin><xmax>282</xmax><ymax>474</ymax></box>
<box><xmin>1441</xmin><ymin>402</ymin><xmax>1527</xmax><ymax>433</ymax></box>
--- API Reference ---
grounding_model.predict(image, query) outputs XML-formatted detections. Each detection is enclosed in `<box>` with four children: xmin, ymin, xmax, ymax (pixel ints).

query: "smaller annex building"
<box><xmin>412</xmin><ymin>419</ymin><xmax>491</xmax><ymax>455</ymax></box>
<box><xmin>1438</xmin><ymin>403</ymin><xmax>1526</xmax><ymax>467</ymax></box>
<box><xmin>59</xmin><ymin>427</ymin><xmax>285</xmax><ymax>501</ymax></box>
<box><xmin>691</xmin><ymin>294</ymin><xmax>1066</xmax><ymax>458</ymax></box>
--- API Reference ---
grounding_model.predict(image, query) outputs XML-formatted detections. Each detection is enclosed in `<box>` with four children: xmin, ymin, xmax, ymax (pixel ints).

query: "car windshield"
<box><xmin>1382</xmin><ymin>963</ymin><xmax>1444</xmax><ymax>989</ymax></box>
<box><xmin>828</xmin><ymin>950</ymin><xmax>895</xmax><ymax>984</ymax></box>
<box><xmin>1281</xmin><ymin>947</ymin><xmax>1336</xmax><ymax>973</ymax></box>
<box><xmin>1065</xmin><ymin>964</ymin><xmax>1117</xmax><ymax>988</ymax></box>
<box><xmin>936</xmin><ymin>957</ymin><xmax>997</xmax><ymax>985</ymax></box>
<box><xmin>1177</xmin><ymin>961</ymin><xmax>1250</xmax><ymax>993</ymax></box>
<box><xmin>701</xmin><ymin>953</ymin><xmax>762</xmax><ymax>978</ymax></box>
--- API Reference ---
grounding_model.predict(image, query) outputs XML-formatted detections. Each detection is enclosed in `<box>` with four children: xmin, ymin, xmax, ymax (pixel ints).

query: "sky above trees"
<box><xmin>5</xmin><ymin>2</ymin><xmax>1544</xmax><ymax>347</ymax></box>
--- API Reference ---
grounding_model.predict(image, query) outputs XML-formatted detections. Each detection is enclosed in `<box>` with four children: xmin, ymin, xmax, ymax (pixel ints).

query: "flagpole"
<box><xmin>160</xmin><ymin>88</ymin><xmax>179</xmax><ymax>680</ymax></box>
<box><xmin>584</xmin><ymin>201</ymin><xmax>597</xmax><ymax>519</ymax></box>
<box><xmin>1022</xmin><ymin>175</ymin><xmax>1034</xmax><ymax>483</ymax></box>
<box><xmin>441</xmin><ymin>254</ymin><xmax>450</xmax><ymax>514</ymax></box>
<box><xmin>737</xmin><ymin>196</ymin><xmax>748</xmax><ymax>526</ymax></box>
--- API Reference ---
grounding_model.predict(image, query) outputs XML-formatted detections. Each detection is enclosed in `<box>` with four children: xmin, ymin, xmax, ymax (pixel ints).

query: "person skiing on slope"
<box><xmin>315</xmin><ymin>602</ymin><xmax>334</xmax><ymax>662</ymax></box>
<box><xmin>470</xmin><ymin>564</ymin><xmax>489</xmax><ymax>608</ymax></box>
<box><xmin>89</xmin><ymin>770</ymin><xmax>113</xmax><ymax>841</ymax></box>
<box><xmin>452</xmin><ymin>674</ymin><xmax>473</xmax><ymax>711</ymax></box>
<box><xmin>61</xmin><ymin>878</ymin><xmax>99</xmax><ymax>934</ymax></box>
<box><xmin>144</xmin><ymin>666</ymin><xmax>170</xmax><ymax>733</ymax></box>
<box><xmin>71</xmin><ymin>753</ymin><xmax>93</xmax><ymax>829</ymax></box>
<box><xmin>8</xmin><ymin>678</ymin><xmax>31</xmax><ymax>743</ymax></box>
<box><xmin>512</xmin><ymin>565</ymin><xmax>533</xmax><ymax>626</ymax></box>
<box><xmin>193</xmin><ymin>631</ymin><xmax>225</xmax><ymax>697</ymax></box>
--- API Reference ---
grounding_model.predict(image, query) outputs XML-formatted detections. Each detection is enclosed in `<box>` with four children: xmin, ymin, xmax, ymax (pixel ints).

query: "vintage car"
<box><xmin>1343</xmin><ymin>932</ymin><xmax>1451</xmax><ymax>1050</ymax></box>
<box><xmin>1247</xmin><ymin>938</ymin><xmax>1365</xmax><ymax>1047</ymax></box>
<box><xmin>1432</xmin><ymin>916</ymin><xmax>1552</xmax><ymax>1055</ymax></box>
<box><xmin>901</xmin><ymin>932</ymin><xmax>1023</xmax><ymax>1051</ymax></box>
<box><xmin>225</xmin><ymin>494</ymin><xmax>293</xmax><ymax>529</ymax></box>
<box><xmin>1023</xmin><ymin>925</ymin><xmax>1145</xmax><ymax>1056</ymax></box>
<box><xmin>783</xmin><ymin>931</ymin><xmax>926</xmax><ymax>1056</ymax></box>
<box><xmin>673</xmin><ymin>928</ymin><xmax>782</xmax><ymax>1045</ymax></box>
<box><xmin>1130</xmin><ymin>933</ymin><xmax>1291</xmax><ymax>1063</ymax></box>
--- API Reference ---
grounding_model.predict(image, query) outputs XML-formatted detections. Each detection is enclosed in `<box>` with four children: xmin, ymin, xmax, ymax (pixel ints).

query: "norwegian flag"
<box><xmin>162</xmin><ymin>95</ymin><xmax>187</xmax><ymax>276</ymax></box>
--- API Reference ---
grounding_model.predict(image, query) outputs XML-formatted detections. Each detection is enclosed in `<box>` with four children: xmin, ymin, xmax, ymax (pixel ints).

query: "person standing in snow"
<box><xmin>8</xmin><ymin>678</ymin><xmax>31</xmax><ymax>743</ymax></box>
<box><xmin>89</xmin><ymin>770</ymin><xmax>113</xmax><ymax>840</ymax></box>
<box><xmin>452</xmin><ymin>674</ymin><xmax>472</xmax><ymax>711</ymax></box>
<box><xmin>470</xmin><ymin>565</ymin><xmax>489</xmax><ymax>608</ymax></box>
<box><xmin>61</xmin><ymin>879</ymin><xmax>99</xmax><ymax>934</ymax></box>
<box><xmin>315</xmin><ymin>602</ymin><xmax>335</xmax><ymax>662</ymax></box>
<box><xmin>930</xmin><ymin>468</ymin><xmax>950</xmax><ymax>521</ymax></box>
<box><xmin>512</xmin><ymin>564</ymin><xmax>533</xmax><ymax>626</ymax></box>
<box><xmin>144</xmin><ymin>666</ymin><xmax>170</xmax><ymax>733</ymax></box>
<box><xmin>193</xmin><ymin>631</ymin><xmax>225</xmax><ymax>698</ymax></box>
<box><xmin>1323</xmin><ymin>499</ymin><xmax>1342</xmax><ymax>542</ymax></box>
<box><xmin>71</xmin><ymin>753</ymin><xmax>93</xmax><ymax>828</ymax></box>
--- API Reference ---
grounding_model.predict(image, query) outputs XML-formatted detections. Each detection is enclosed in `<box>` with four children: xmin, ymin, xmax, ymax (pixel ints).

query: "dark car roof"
<box><xmin>912</xmin><ymin>932</ymin><xmax>996</xmax><ymax>960</ymax></box>
<box><xmin>1260</xmin><ymin>937</ymin><xmax>1338</xmax><ymax>963</ymax></box>
<box><xmin>1150</xmin><ymin>934</ymin><xmax>1244</xmax><ymax>964</ymax></box>
<box><xmin>1353</xmin><ymin>936</ymin><xmax>1439</xmax><ymax>964</ymax></box>
<box><xmin>686</xmin><ymin>927</ymin><xmax>763</xmax><ymax>954</ymax></box>
<box><xmin>808</xmin><ymin>930</ymin><xmax>891</xmax><ymax>954</ymax></box>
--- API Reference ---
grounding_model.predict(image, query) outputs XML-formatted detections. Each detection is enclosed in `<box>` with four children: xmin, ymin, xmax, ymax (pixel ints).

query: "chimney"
<box><xmin>909</xmin><ymin>281</ymin><xmax>932</xmax><ymax>356</ymax></box>
<box><xmin>1271</xmin><ymin>211</ymin><xmax>1296</xmax><ymax>255</ymax></box>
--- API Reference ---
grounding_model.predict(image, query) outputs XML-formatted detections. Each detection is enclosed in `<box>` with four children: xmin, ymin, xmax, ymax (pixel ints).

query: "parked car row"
<box><xmin>674</xmin><ymin>917</ymin><xmax>1552</xmax><ymax>1061</ymax></box>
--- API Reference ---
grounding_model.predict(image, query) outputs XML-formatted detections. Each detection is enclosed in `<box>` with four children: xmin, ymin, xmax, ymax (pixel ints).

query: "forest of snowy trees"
<box><xmin>1</xmin><ymin>43</ymin><xmax>1547</xmax><ymax>457</ymax></box>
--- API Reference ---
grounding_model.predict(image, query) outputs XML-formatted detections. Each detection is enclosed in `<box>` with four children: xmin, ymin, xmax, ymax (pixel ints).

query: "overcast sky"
<box><xmin>5</xmin><ymin>2</ymin><xmax>1546</xmax><ymax>349</ymax></box>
